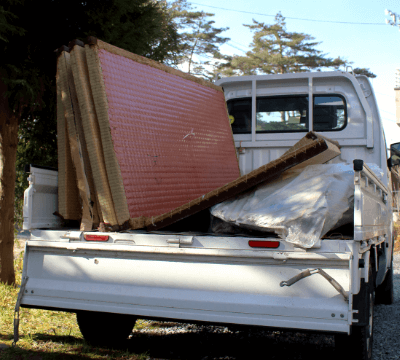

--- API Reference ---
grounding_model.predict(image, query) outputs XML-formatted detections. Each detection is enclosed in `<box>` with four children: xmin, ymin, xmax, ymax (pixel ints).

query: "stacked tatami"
<box><xmin>56</xmin><ymin>38</ymin><xmax>241</xmax><ymax>230</ymax></box>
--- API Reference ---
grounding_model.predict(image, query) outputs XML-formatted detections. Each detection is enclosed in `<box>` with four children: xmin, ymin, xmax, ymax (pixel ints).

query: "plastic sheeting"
<box><xmin>211</xmin><ymin>163</ymin><xmax>384</xmax><ymax>248</ymax></box>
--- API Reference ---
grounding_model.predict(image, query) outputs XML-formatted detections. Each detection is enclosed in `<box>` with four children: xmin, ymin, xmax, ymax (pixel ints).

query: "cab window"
<box><xmin>227</xmin><ymin>94</ymin><xmax>347</xmax><ymax>134</ymax></box>
<box><xmin>256</xmin><ymin>96</ymin><xmax>308</xmax><ymax>133</ymax></box>
<box><xmin>313</xmin><ymin>96</ymin><xmax>346</xmax><ymax>131</ymax></box>
<box><xmin>227</xmin><ymin>98</ymin><xmax>251</xmax><ymax>134</ymax></box>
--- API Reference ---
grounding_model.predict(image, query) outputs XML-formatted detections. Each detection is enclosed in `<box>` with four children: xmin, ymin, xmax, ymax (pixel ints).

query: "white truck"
<box><xmin>16</xmin><ymin>71</ymin><xmax>397</xmax><ymax>360</ymax></box>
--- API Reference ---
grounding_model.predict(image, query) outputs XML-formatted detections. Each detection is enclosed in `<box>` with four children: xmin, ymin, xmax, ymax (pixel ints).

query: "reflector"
<box><xmin>248</xmin><ymin>240</ymin><xmax>280</xmax><ymax>248</ymax></box>
<box><xmin>84</xmin><ymin>234</ymin><xmax>109</xmax><ymax>241</ymax></box>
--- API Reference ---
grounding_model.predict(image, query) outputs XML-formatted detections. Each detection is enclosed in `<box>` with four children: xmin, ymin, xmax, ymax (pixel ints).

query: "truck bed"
<box><xmin>18</xmin><ymin>161</ymin><xmax>392</xmax><ymax>336</ymax></box>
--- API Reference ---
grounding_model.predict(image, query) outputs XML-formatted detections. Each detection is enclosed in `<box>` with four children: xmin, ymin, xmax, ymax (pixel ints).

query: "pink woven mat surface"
<box><xmin>98</xmin><ymin>49</ymin><xmax>240</xmax><ymax>218</ymax></box>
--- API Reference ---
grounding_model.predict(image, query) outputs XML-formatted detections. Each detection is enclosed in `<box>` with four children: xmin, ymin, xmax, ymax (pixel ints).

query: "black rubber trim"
<box><xmin>55</xmin><ymin>45</ymin><xmax>69</xmax><ymax>58</ymax></box>
<box><xmin>68</xmin><ymin>39</ymin><xmax>85</xmax><ymax>49</ymax></box>
<box><xmin>353</xmin><ymin>159</ymin><xmax>364</xmax><ymax>171</ymax></box>
<box><xmin>25</xmin><ymin>164</ymin><xmax>58</xmax><ymax>173</ymax></box>
<box><xmin>86</xmin><ymin>36</ymin><xmax>98</xmax><ymax>45</ymax></box>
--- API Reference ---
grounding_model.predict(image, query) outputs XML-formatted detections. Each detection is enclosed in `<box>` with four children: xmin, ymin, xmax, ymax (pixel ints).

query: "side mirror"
<box><xmin>389</xmin><ymin>142</ymin><xmax>400</xmax><ymax>169</ymax></box>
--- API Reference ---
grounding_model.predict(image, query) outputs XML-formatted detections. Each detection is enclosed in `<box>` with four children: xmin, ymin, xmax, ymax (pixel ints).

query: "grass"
<box><xmin>394</xmin><ymin>222</ymin><xmax>400</xmax><ymax>253</ymax></box>
<box><xmin>0</xmin><ymin>244</ymin><xmax>151</xmax><ymax>360</ymax></box>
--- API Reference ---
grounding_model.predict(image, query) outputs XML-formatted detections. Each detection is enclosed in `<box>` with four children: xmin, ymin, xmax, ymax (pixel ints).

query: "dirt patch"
<box><xmin>14</xmin><ymin>238</ymin><xmax>27</xmax><ymax>260</ymax></box>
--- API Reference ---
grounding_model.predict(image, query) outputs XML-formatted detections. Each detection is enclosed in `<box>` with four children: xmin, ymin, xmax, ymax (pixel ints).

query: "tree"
<box><xmin>0</xmin><ymin>4</ymin><xmax>25</xmax><ymax>42</ymax></box>
<box><xmin>219</xmin><ymin>12</ymin><xmax>347</xmax><ymax>76</ymax></box>
<box><xmin>0</xmin><ymin>0</ymin><xmax>180</xmax><ymax>285</ymax></box>
<box><xmin>167</xmin><ymin>0</ymin><xmax>230</xmax><ymax>79</ymax></box>
<box><xmin>353</xmin><ymin>67</ymin><xmax>377</xmax><ymax>78</ymax></box>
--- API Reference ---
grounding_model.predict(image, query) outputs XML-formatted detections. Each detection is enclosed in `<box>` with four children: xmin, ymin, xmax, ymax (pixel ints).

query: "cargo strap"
<box><xmin>13</xmin><ymin>276</ymin><xmax>29</xmax><ymax>347</ymax></box>
<box><xmin>280</xmin><ymin>268</ymin><xmax>349</xmax><ymax>302</ymax></box>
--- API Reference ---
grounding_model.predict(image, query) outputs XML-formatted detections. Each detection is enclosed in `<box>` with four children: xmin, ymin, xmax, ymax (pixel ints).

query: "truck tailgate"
<box><xmin>20</xmin><ymin>238</ymin><xmax>353</xmax><ymax>333</ymax></box>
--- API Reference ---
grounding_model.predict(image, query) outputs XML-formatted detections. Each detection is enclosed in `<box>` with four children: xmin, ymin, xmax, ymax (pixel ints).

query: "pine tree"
<box><xmin>219</xmin><ymin>12</ymin><xmax>346</xmax><ymax>76</ymax></box>
<box><xmin>168</xmin><ymin>0</ymin><xmax>230</xmax><ymax>79</ymax></box>
<box><xmin>353</xmin><ymin>68</ymin><xmax>377</xmax><ymax>78</ymax></box>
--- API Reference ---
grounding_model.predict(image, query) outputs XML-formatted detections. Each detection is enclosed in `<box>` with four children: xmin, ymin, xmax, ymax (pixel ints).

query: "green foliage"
<box><xmin>82</xmin><ymin>0</ymin><xmax>179</xmax><ymax>63</ymax></box>
<box><xmin>0</xmin><ymin>0</ymin><xmax>182</xmax><ymax>232</ymax></box>
<box><xmin>353</xmin><ymin>67</ymin><xmax>377</xmax><ymax>78</ymax></box>
<box><xmin>257</xmin><ymin>121</ymin><xmax>306</xmax><ymax>132</ymax></box>
<box><xmin>167</xmin><ymin>0</ymin><xmax>230</xmax><ymax>79</ymax></box>
<box><xmin>0</xmin><ymin>2</ymin><xmax>25</xmax><ymax>43</ymax></box>
<box><xmin>219</xmin><ymin>12</ymin><xmax>347</xmax><ymax>76</ymax></box>
<box><xmin>2</xmin><ymin>0</ymin><xmax>180</xmax><ymax>113</ymax></box>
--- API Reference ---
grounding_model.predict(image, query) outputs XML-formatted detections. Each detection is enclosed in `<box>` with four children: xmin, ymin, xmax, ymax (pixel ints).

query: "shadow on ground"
<box><xmin>125</xmin><ymin>327</ymin><xmax>337</xmax><ymax>360</ymax></box>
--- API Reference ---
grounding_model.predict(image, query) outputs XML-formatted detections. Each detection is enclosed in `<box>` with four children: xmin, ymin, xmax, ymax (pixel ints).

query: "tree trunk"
<box><xmin>0</xmin><ymin>78</ymin><xmax>18</xmax><ymax>285</ymax></box>
<box><xmin>188</xmin><ymin>38</ymin><xmax>198</xmax><ymax>75</ymax></box>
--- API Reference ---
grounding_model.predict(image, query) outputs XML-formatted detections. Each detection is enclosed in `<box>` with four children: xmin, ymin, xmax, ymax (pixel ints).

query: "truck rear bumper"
<box><xmin>22</xmin><ymin>295</ymin><xmax>349</xmax><ymax>333</ymax></box>
<box><xmin>20</xmin><ymin>241</ymin><xmax>352</xmax><ymax>333</ymax></box>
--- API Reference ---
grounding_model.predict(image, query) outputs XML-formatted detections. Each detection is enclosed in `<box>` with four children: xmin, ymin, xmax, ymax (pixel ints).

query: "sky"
<box><xmin>171</xmin><ymin>0</ymin><xmax>400</xmax><ymax>147</ymax></box>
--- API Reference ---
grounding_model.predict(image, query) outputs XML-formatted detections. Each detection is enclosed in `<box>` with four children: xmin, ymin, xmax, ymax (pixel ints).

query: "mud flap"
<box><xmin>352</xmin><ymin>278</ymin><xmax>370</xmax><ymax>327</ymax></box>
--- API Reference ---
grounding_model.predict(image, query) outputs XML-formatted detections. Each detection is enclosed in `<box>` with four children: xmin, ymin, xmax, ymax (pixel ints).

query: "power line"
<box><xmin>197</xmin><ymin>53</ymin><xmax>214</xmax><ymax>59</ymax></box>
<box><xmin>376</xmin><ymin>91</ymin><xmax>395</xmax><ymax>98</ymax></box>
<box><xmin>230</xmin><ymin>40</ymin><xmax>250</xmax><ymax>49</ymax></box>
<box><xmin>382</xmin><ymin>118</ymin><xmax>397</xmax><ymax>123</ymax></box>
<box><xmin>190</xmin><ymin>2</ymin><xmax>387</xmax><ymax>25</ymax></box>
<box><xmin>380</xmin><ymin>109</ymin><xmax>396</xmax><ymax>116</ymax></box>
<box><xmin>225</xmin><ymin>42</ymin><xmax>247</xmax><ymax>53</ymax></box>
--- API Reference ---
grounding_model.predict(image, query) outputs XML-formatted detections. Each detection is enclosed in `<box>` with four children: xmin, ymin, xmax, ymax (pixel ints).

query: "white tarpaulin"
<box><xmin>211</xmin><ymin>163</ymin><xmax>384</xmax><ymax>248</ymax></box>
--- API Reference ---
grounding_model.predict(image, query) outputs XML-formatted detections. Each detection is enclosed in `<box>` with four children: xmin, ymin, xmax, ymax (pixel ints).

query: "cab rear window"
<box><xmin>227</xmin><ymin>99</ymin><xmax>252</xmax><ymax>134</ymax></box>
<box><xmin>227</xmin><ymin>95</ymin><xmax>347</xmax><ymax>134</ymax></box>
<box><xmin>256</xmin><ymin>96</ymin><xmax>308</xmax><ymax>133</ymax></box>
<box><xmin>313</xmin><ymin>96</ymin><xmax>346</xmax><ymax>131</ymax></box>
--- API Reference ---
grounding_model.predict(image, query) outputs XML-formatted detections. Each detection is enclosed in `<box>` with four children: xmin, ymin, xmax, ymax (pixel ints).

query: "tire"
<box><xmin>335</xmin><ymin>263</ymin><xmax>374</xmax><ymax>360</ymax></box>
<box><xmin>76</xmin><ymin>311</ymin><xmax>137</xmax><ymax>348</ymax></box>
<box><xmin>375</xmin><ymin>254</ymin><xmax>394</xmax><ymax>305</ymax></box>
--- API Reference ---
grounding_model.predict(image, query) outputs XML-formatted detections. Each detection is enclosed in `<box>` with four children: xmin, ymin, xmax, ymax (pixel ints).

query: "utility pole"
<box><xmin>385</xmin><ymin>11</ymin><xmax>400</xmax><ymax>126</ymax></box>
<box><xmin>396</xmin><ymin>70</ymin><xmax>400</xmax><ymax>127</ymax></box>
<box><xmin>385</xmin><ymin>9</ymin><xmax>400</xmax><ymax>30</ymax></box>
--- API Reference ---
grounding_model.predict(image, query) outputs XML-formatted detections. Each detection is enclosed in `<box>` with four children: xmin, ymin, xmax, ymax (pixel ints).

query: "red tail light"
<box><xmin>248</xmin><ymin>240</ymin><xmax>280</xmax><ymax>248</ymax></box>
<box><xmin>84</xmin><ymin>234</ymin><xmax>109</xmax><ymax>241</ymax></box>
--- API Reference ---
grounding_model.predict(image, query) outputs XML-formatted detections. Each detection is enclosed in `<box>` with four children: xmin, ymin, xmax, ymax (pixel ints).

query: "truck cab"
<box><xmin>216</xmin><ymin>71</ymin><xmax>388</xmax><ymax>183</ymax></box>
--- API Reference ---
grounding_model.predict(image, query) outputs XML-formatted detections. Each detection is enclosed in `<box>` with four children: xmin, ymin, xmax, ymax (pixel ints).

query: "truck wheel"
<box><xmin>335</xmin><ymin>264</ymin><xmax>374</xmax><ymax>360</ymax></box>
<box><xmin>76</xmin><ymin>311</ymin><xmax>137</xmax><ymax>348</ymax></box>
<box><xmin>375</xmin><ymin>256</ymin><xmax>394</xmax><ymax>305</ymax></box>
